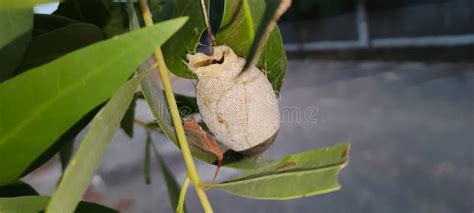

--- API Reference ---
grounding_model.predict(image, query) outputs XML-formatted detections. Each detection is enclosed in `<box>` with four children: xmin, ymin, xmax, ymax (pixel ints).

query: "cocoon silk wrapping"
<box><xmin>187</xmin><ymin>45</ymin><xmax>280</xmax><ymax>154</ymax></box>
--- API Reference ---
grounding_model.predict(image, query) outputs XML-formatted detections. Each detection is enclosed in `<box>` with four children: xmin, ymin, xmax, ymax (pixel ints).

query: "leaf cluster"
<box><xmin>0</xmin><ymin>0</ymin><xmax>349</xmax><ymax>212</ymax></box>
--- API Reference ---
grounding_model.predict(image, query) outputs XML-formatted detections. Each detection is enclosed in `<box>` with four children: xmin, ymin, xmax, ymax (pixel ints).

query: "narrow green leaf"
<box><xmin>126</xmin><ymin>3</ymin><xmax>188</xmax><ymax>200</ymax></box>
<box><xmin>126</xmin><ymin>0</ymin><xmax>140</xmax><ymax>30</ymax></box>
<box><xmin>53</xmin><ymin>0</ymin><xmax>109</xmax><ymax>27</ymax></box>
<box><xmin>0</xmin><ymin>8</ymin><xmax>32</xmax><ymax>81</ymax></box>
<box><xmin>102</xmin><ymin>3</ymin><xmax>129</xmax><ymax>37</ymax></box>
<box><xmin>16</xmin><ymin>23</ymin><xmax>104</xmax><ymax>72</ymax></box>
<box><xmin>0</xmin><ymin>196</ymin><xmax>48</xmax><ymax>213</ymax></box>
<box><xmin>47</xmin><ymin>68</ymin><xmax>154</xmax><ymax>212</ymax></box>
<box><xmin>206</xmin><ymin>144</ymin><xmax>350</xmax><ymax>200</ymax></box>
<box><xmin>54</xmin><ymin>0</ymin><xmax>129</xmax><ymax>38</ymax></box>
<box><xmin>0</xmin><ymin>8</ymin><xmax>31</xmax><ymax>49</ymax></box>
<box><xmin>12</xmin><ymin>22</ymin><xmax>103</xmax><ymax>175</ymax></box>
<box><xmin>160</xmin><ymin>0</ymin><xmax>210</xmax><ymax>79</ymax></box>
<box><xmin>20</xmin><ymin>105</ymin><xmax>103</xmax><ymax>178</ymax></box>
<box><xmin>0</xmin><ymin>17</ymin><xmax>188</xmax><ymax>186</ymax></box>
<box><xmin>0</xmin><ymin>181</ymin><xmax>38</xmax><ymax>197</ymax></box>
<box><xmin>32</xmin><ymin>14</ymin><xmax>78</xmax><ymax>37</ymax></box>
<box><xmin>150</xmin><ymin>137</ymin><xmax>186</xmax><ymax>212</ymax></box>
<box><xmin>215</xmin><ymin>0</ymin><xmax>287</xmax><ymax>92</ymax></box>
<box><xmin>0</xmin><ymin>0</ymin><xmax>58</xmax><ymax>9</ymax></box>
<box><xmin>215</xmin><ymin>0</ymin><xmax>256</xmax><ymax>55</ymax></box>
<box><xmin>0</xmin><ymin>196</ymin><xmax>117</xmax><ymax>213</ymax></box>
<box><xmin>144</xmin><ymin>131</ymin><xmax>152</xmax><ymax>184</ymax></box>
<box><xmin>241</xmin><ymin>0</ymin><xmax>291</xmax><ymax>74</ymax></box>
<box><xmin>222</xmin><ymin>154</ymin><xmax>274</xmax><ymax>170</ymax></box>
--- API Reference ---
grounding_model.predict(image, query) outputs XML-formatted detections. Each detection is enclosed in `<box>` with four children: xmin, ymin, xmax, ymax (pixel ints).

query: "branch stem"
<box><xmin>176</xmin><ymin>177</ymin><xmax>191</xmax><ymax>213</ymax></box>
<box><xmin>200</xmin><ymin>0</ymin><xmax>216</xmax><ymax>46</ymax></box>
<box><xmin>138</xmin><ymin>0</ymin><xmax>213</xmax><ymax>212</ymax></box>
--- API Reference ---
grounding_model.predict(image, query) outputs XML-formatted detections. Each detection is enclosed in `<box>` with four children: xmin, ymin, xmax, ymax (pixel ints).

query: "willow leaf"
<box><xmin>0</xmin><ymin>0</ymin><xmax>57</xmax><ymax>9</ymax></box>
<box><xmin>0</xmin><ymin>196</ymin><xmax>117</xmax><ymax>213</ymax></box>
<box><xmin>0</xmin><ymin>6</ymin><xmax>32</xmax><ymax>81</ymax></box>
<box><xmin>207</xmin><ymin>144</ymin><xmax>350</xmax><ymax>199</ymax></box>
<box><xmin>0</xmin><ymin>17</ymin><xmax>188</xmax><ymax>186</ymax></box>
<box><xmin>150</xmin><ymin>134</ymin><xmax>186</xmax><ymax>212</ymax></box>
<box><xmin>47</xmin><ymin>67</ymin><xmax>155</xmax><ymax>212</ymax></box>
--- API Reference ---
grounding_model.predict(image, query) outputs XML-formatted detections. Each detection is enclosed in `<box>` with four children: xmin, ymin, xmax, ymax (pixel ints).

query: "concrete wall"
<box><xmin>280</xmin><ymin>0</ymin><xmax>474</xmax><ymax>43</ymax></box>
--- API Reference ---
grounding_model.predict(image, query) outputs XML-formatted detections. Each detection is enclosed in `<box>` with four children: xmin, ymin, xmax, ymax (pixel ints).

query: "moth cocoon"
<box><xmin>187</xmin><ymin>45</ymin><xmax>280</xmax><ymax>155</ymax></box>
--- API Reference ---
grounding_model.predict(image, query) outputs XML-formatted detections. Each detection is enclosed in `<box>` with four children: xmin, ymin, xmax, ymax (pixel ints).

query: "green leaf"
<box><xmin>0</xmin><ymin>0</ymin><xmax>58</xmax><ymax>9</ymax></box>
<box><xmin>0</xmin><ymin>181</ymin><xmax>38</xmax><ymax>197</ymax></box>
<box><xmin>0</xmin><ymin>196</ymin><xmax>46</xmax><ymax>213</ymax></box>
<box><xmin>53</xmin><ymin>0</ymin><xmax>110</xmax><ymax>27</ymax></box>
<box><xmin>126</xmin><ymin>0</ymin><xmax>140</xmax><ymax>29</ymax></box>
<box><xmin>206</xmin><ymin>144</ymin><xmax>350</xmax><ymax>199</ymax></box>
<box><xmin>13</xmin><ymin>22</ymin><xmax>103</xmax><ymax>173</ymax></box>
<box><xmin>160</xmin><ymin>0</ymin><xmax>210</xmax><ymax>79</ymax></box>
<box><xmin>0</xmin><ymin>8</ymin><xmax>32</xmax><ymax>81</ymax></box>
<box><xmin>47</xmin><ymin>67</ymin><xmax>154</xmax><ymax>212</ymax></box>
<box><xmin>241</xmin><ymin>0</ymin><xmax>291</xmax><ymax>75</ymax></box>
<box><xmin>16</xmin><ymin>23</ymin><xmax>104</xmax><ymax>72</ymax></box>
<box><xmin>32</xmin><ymin>14</ymin><xmax>78</xmax><ymax>37</ymax></box>
<box><xmin>54</xmin><ymin>0</ymin><xmax>128</xmax><ymax>38</ymax></box>
<box><xmin>0</xmin><ymin>196</ymin><xmax>117</xmax><ymax>213</ymax></box>
<box><xmin>20</xmin><ymin>105</ymin><xmax>103</xmax><ymax>178</ymax></box>
<box><xmin>148</xmin><ymin>133</ymin><xmax>186</xmax><ymax>212</ymax></box>
<box><xmin>148</xmin><ymin>0</ymin><xmax>173</xmax><ymax>21</ymax></box>
<box><xmin>209</xmin><ymin>0</ymin><xmax>224</xmax><ymax>34</ymax></box>
<box><xmin>215</xmin><ymin>0</ymin><xmax>255</xmax><ymax>57</ymax></box>
<box><xmin>221</xmin><ymin>154</ymin><xmax>273</xmax><ymax>170</ymax></box>
<box><xmin>73</xmin><ymin>200</ymin><xmax>118</xmax><ymax>213</ymax></box>
<box><xmin>0</xmin><ymin>17</ymin><xmax>188</xmax><ymax>186</ymax></box>
<box><xmin>0</xmin><ymin>7</ymin><xmax>31</xmax><ymax>49</ymax></box>
<box><xmin>102</xmin><ymin>3</ymin><xmax>129</xmax><ymax>37</ymax></box>
<box><xmin>215</xmin><ymin>0</ymin><xmax>287</xmax><ymax>92</ymax></box>
<box><xmin>144</xmin><ymin>132</ymin><xmax>152</xmax><ymax>184</ymax></box>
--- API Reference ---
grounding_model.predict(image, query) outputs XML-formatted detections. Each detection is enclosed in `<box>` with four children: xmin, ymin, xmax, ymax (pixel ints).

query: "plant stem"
<box><xmin>176</xmin><ymin>177</ymin><xmax>191</xmax><ymax>213</ymax></box>
<box><xmin>200</xmin><ymin>0</ymin><xmax>216</xmax><ymax>46</ymax></box>
<box><xmin>138</xmin><ymin>0</ymin><xmax>213</xmax><ymax>212</ymax></box>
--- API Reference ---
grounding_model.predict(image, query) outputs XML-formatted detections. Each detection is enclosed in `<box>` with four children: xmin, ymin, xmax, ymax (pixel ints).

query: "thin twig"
<box><xmin>241</xmin><ymin>0</ymin><xmax>292</xmax><ymax>75</ymax></box>
<box><xmin>176</xmin><ymin>177</ymin><xmax>191</xmax><ymax>213</ymax></box>
<box><xmin>138</xmin><ymin>0</ymin><xmax>213</xmax><ymax>212</ymax></box>
<box><xmin>200</xmin><ymin>0</ymin><xmax>216</xmax><ymax>47</ymax></box>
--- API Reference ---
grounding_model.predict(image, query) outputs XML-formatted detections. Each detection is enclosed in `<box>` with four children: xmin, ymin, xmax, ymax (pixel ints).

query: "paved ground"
<box><xmin>25</xmin><ymin>60</ymin><xmax>474</xmax><ymax>213</ymax></box>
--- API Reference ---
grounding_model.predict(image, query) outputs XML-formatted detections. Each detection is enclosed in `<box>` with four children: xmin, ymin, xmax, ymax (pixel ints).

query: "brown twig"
<box><xmin>200</xmin><ymin>0</ymin><xmax>217</xmax><ymax>47</ymax></box>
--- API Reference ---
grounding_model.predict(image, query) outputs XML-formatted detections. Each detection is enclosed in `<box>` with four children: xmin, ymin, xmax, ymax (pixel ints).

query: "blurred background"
<box><xmin>27</xmin><ymin>0</ymin><xmax>473</xmax><ymax>212</ymax></box>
